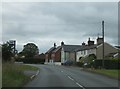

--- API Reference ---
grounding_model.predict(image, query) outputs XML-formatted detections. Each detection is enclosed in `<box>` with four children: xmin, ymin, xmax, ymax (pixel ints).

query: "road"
<box><xmin>24</xmin><ymin>64</ymin><xmax>119</xmax><ymax>88</ymax></box>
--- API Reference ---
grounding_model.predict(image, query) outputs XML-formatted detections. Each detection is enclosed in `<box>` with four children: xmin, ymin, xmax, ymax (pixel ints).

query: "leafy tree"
<box><xmin>21</xmin><ymin>43</ymin><xmax>39</xmax><ymax>58</ymax></box>
<box><xmin>88</xmin><ymin>54</ymin><xmax>96</xmax><ymax>64</ymax></box>
<box><xmin>2</xmin><ymin>42</ymin><xmax>13</xmax><ymax>61</ymax></box>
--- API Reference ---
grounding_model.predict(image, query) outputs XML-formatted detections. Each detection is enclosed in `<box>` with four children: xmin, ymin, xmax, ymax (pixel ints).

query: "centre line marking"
<box><xmin>68</xmin><ymin>76</ymin><xmax>74</xmax><ymax>81</ymax></box>
<box><xmin>76</xmin><ymin>82</ymin><xmax>84</xmax><ymax>88</ymax></box>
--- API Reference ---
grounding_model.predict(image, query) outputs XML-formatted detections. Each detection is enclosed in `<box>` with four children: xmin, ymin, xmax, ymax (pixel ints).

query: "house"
<box><xmin>34</xmin><ymin>53</ymin><xmax>45</xmax><ymax>60</ymax></box>
<box><xmin>75</xmin><ymin>37</ymin><xmax>120</xmax><ymax>63</ymax></box>
<box><xmin>75</xmin><ymin>38</ymin><xmax>97</xmax><ymax>62</ymax></box>
<box><xmin>96</xmin><ymin>42</ymin><xmax>119</xmax><ymax>60</ymax></box>
<box><xmin>45</xmin><ymin>43</ymin><xmax>56</xmax><ymax>63</ymax></box>
<box><xmin>45</xmin><ymin>37</ymin><xmax>119</xmax><ymax>65</ymax></box>
<box><xmin>51</xmin><ymin>46</ymin><xmax>62</xmax><ymax>62</ymax></box>
<box><xmin>61</xmin><ymin>41</ymin><xmax>81</xmax><ymax>64</ymax></box>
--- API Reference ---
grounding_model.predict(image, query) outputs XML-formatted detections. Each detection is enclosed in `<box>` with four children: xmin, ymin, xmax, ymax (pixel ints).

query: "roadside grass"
<box><xmin>0</xmin><ymin>63</ymin><xmax>2</xmax><ymax>88</ymax></box>
<box><xmin>2</xmin><ymin>62</ymin><xmax>39</xmax><ymax>87</ymax></box>
<box><xmin>84</xmin><ymin>68</ymin><xmax>119</xmax><ymax>79</ymax></box>
<box><xmin>16</xmin><ymin>64</ymin><xmax>39</xmax><ymax>71</ymax></box>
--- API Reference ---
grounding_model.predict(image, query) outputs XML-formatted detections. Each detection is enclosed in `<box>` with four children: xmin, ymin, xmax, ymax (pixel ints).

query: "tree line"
<box><xmin>2</xmin><ymin>41</ymin><xmax>45</xmax><ymax>63</ymax></box>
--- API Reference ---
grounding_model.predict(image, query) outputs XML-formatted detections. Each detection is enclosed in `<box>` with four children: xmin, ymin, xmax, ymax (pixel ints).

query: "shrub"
<box><xmin>94</xmin><ymin>59</ymin><xmax>120</xmax><ymax>69</ymax></box>
<box><xmin>16</xmin><ymin>58</ymin><xmax>45</xmax><ymax>64</ymax></box>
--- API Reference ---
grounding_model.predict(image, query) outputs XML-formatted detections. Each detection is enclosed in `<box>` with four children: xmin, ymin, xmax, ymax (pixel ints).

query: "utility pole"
<box><xmin>102</xmin><ymin>20</ymin><xmax>104</xmax><ymax>68</ymax></box>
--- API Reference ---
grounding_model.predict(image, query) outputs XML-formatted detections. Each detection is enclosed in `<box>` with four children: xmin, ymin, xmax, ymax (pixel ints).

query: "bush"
<box><xmin>93</xmin><ymin>59</ymin><xmax>120</xmax><ymax>69</ymax></box>
<box><xmin>16</xmin><ymin>58</ymin><xmax>45</xmax><ymax>64</ymax></box>
<box><xmin>75</xmin><ymin>62</ymin><xmax>84</xmax><ymax>67</ymax></box>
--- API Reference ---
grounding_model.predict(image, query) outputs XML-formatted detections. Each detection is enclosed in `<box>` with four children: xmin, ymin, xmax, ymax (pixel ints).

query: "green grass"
<box><xmin>2</xmin><ymin>62</ymin><xmax>39</xmax><ymax>87</ymax></box>
<box><xmin>16</xmin><ymin>64</ymin><xmax>39</xmax><ymax>71</ymax></box>
<box><xmin>0</xmin><ymin>63</ymin><xmax>2</xmax><ymax>88</ymax></box>
<box><xmin>85</xmin><ymin>68</ymin><xmax>119</xmax><ymax>79</ymax></box>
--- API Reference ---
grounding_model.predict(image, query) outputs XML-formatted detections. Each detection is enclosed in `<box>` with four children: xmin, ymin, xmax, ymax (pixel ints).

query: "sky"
<box><xmin>1</xmin><ymin>1</ymin><xmax>118</xmax><ymax>53</ymax></box>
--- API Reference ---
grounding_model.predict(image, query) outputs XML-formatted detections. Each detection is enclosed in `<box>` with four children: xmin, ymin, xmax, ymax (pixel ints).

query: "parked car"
<box><xmin>63</xmin><ymin>60</ymin><xmax>74</xmax><ymax>66</ymax></box>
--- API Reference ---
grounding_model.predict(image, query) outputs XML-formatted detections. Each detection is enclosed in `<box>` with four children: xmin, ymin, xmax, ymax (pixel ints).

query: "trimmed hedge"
<box><xmin>75</xmin><ymin>62</ymin><xmax>84</xmax><ymax>67</ymax></box>
<box><xmin>16</xmin><ymin>58</ymin><xmax>45</xmax><ymax>64</ymax></box>
<box><xmin>94</xmin><ymin>60</ymin><xmax>120</xmax><ymax>69</ymax></box>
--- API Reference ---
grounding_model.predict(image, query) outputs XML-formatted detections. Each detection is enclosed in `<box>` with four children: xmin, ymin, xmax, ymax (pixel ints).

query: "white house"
<box><xmin>60</xmin><ymin>41</ymin><xmax>81</xmax><ymax>64</ymax></box>
<box><xmin>75</xmin><ymin>37</ymin><xmax>120</xmax><ymax>62</ymax></box>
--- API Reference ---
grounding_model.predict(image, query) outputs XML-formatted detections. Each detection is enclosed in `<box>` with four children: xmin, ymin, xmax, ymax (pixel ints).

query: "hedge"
<box><xmin>93</xmin><ymin>59</ymin><xmax>120</xmax><ymax>69</ymax></box>
<box><xmin>16</xmin><ymin>58</ymin><xmax>45</xmax><ymax>64</ymax></box>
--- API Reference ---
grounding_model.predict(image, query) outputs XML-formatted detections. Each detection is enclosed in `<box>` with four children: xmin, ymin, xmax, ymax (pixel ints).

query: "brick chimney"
<box><xmin>54</xmin><ymin>43</ymin><xmax>56</xmax><ymax>48</ymax></box>
<box><xmin>88</xmin><ymin>38</ymin><xmax>94</xmax><ymax>46</ymax></box>
<box><xmin>97</xmin><ymin>37</ymin><xmax>103</xmax><ymax>45</ymax></box>
<box><xmin>82</xmin><ymin>42</ymin><xmax>86</xmax><ymax>46</ymax></box>
<box><xmin>61</xmin><ymin>41</ymin><xmax>64</xmax><ymax>46</ymax></box>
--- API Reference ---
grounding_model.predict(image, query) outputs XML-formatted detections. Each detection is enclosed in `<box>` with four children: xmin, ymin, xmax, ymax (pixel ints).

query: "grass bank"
<box><xmin>2</xmin><ymin>62</ymin><xmax>39</xmax><ymax>87</ymax></box>
<box><xmin>83</xmin><ymin>68</ymin><xmax>119</xmax><ymax>79</ymax></box>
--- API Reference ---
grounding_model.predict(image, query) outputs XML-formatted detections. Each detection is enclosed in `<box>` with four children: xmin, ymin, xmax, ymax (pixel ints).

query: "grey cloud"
<box><xmin>2</xmin><ymin>2</ymin><xmax>118</xmax><ymax>53</ymax></box>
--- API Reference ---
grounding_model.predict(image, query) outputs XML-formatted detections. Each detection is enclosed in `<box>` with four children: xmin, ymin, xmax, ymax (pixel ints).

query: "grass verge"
<box><xmin>83</xmin><ymin>68</ymin><xmax>119</xmax><ymax>79</ymax></box>
<box><xmin>2</xmin><ymin>62</ymin><xmax>39</xmax><ymax>87</ymax></box>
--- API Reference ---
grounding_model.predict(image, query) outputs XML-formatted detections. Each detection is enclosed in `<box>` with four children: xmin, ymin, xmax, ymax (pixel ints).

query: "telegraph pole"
<box><xmin>102</xmin><ymin>20</ymin><xmax>105</xmax><ymax>68</ymax></box>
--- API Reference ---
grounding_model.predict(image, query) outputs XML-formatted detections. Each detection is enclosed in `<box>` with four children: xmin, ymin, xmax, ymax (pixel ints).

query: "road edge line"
<box><xmin>30</xmin><ymin>70</ymin><xmax>39</xmax><ymax>79</ymax></box>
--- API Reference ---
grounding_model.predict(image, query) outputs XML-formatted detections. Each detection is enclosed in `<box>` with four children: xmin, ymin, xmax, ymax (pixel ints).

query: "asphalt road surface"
<box><xmin>24</xmin><ymin>64</ymin><xmax>119</xmax><ymax>88</ymax></box>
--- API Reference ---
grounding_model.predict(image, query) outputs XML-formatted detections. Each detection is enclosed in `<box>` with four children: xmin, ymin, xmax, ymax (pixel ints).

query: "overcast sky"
<box><xmin>2</xmin><ymin>2</ymin><xmax>118</xmax><ymax>53</ymax></box>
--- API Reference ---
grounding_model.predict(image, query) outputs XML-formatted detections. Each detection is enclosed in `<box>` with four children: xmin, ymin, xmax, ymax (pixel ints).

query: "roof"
<box><xmin>62</xmin><ymin>45</ymin><xmax>81</xmax><ymax>52</ymax></box>
<box><xmin>52</xmin><ymin>46</ymin><xmax>62</xmax><ymax>53</ymax></box>
<box><xmin>97</xmin><ymin>42</ymin><xmax>120</xmax><ymax>50</ymax></box>
<box><xmin>115</xmin><ymin>46</ymin><xmax>120</xmax><ymax>49</ymax></box>
<box><xmin>45</xmin><ymin>47</ymin><xmax>56</xmax><ymax>54</ymax></box>
<box><xmin>75</xmin><ymin>44</ymin><xmax>97</xmax><ymax>52</ymax></box>
<box><xmin>105</xmin><ymin>52</ymin><xmax>118</xmax><ymax>58</ymax></box>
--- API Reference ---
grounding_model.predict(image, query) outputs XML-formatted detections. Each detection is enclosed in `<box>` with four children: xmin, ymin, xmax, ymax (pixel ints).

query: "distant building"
<box><xmin>51</xmin><ymin>46</ymin><xmax>62</xmax><ymax>62</ymax></box>
<box><xmin>60</xmin><ymin>41</ymin><xmax>81</xmax><ymax>64</ymax></box>
<box><xmin>45</xmin><ymin>43</ymin><xmax>56</xmax><ymax>63</ymax></box>
<box><xmin>34</xmin><ymin>53</ymin><xmax>45</xmax><ymax>60</ymax></box>
<box><xmin>75</xmin><ymin>37</ymin><xmax>120</xmax><ymax>63</ymax></box>
<box><xmin>45</xmin><ymin>37</ymin><xmax>120</xmax><ymax>65</ymax></box>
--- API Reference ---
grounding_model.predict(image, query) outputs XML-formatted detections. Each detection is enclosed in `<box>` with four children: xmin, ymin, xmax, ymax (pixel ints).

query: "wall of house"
<box><xmin>45</xmin><ymin>54</ymin><xmax>49</xmax><ymax>62</ymax></box>
<box><xmin>51</xmin><ymin>53</ymin><xmax>55</xmax><ymax>60</ymax></box>
<box><xmin>76</xmin><ymin>48</ymin><xmax>96</xmax><ymax>62</ymax></box>
<box><xmin>65</xmin><ymin>52</ymin><xmax>70</xmax><ymax>60</ymax></box>
<box><xmin>61</xmin><ymin>50</ymin><xmax>65</xmax><ymax>63</ymax></box>
<box><xmin>54</xmin><ymin>49</ymin><xmax>61</xmax><ymax>62</ymax></box>
<box><xmin>76</xmin><ymin>52</ymin><xmax>81</xmax><ymax>62</ymax></box>
<box><xmin>69</xmin><ymin>52</ymin><xmax>76</xmax><ymax>61</ymax></box>
<box><xmin>96</xmin><ymin>43</ymin><xmax>118</xmax><ymax>59</ymax></box>
<box><xmin>88</xmin><ymin>48</ymin><xmax>96</xmax><ymax>55</ymax></box>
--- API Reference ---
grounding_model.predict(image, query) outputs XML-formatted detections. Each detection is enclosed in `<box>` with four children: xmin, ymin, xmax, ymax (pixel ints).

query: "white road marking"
<box><xmin>36</xmin><ymin>70</ymin><xmax>39</xmax><ymax>75</ymax></box>
<box><xmin>31</xmin><ymin>70</ymin><xmax>39</xmax><ymax>79</ymax></box>
<box><xmin>31</xmin><ymin>75</ymin><xmax>35</xmax><ymax>79</ymax></box>
<box><xmin>76</xmin><ymin>82</ymin><xmax>84</xmax><ymax>88</ymax></box>
<box><xmin>68</xmin><ymin>76</ymin><xmax>74</xmax><ymax>81</ymax></box>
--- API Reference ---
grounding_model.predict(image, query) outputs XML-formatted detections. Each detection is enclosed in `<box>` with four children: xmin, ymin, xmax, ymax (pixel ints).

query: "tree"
<box><xmin>21</xmin><ymin>43</ymin><xmax>39</xmax><ymax>58</ymax></box>
<box><xmin>87</xmin><ymin>54</ymin><xmax>96</xmax><ymax>64</ymax></box>
<box><xmin>2</xmin><ymin>42</ymin><xmax>13</xmax><ymax>61</ymax></box>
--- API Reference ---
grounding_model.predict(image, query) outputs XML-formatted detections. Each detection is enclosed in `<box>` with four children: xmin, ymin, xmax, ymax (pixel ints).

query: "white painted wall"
<box><xmin>87</xmin><ymin>48</ymin><xmax>96</xmax><ymax>55</ymax></box>
<box><xmin>76</xmin><ymin>48</ymin><xmax>96</xmax><ymax>62</ymax></box>
<box><xmin>61</xmin><ymin>50</ymin><xmax>65</xmax><ymax>63</ymax></box>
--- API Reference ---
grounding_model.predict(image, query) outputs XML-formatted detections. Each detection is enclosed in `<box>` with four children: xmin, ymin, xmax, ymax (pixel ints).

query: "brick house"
<box><xmin>51</xmin><ymin>46</ymin><xmax>62</xmax><ymax>62</ymax></box>
<box><xmin>45</xmin><ymin>43</ymin><xmax>56</xmax><ymax>63</ymax></box>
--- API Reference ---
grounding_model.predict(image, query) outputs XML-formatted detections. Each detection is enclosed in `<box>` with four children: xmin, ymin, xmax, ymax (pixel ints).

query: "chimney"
<box><xmin>61</xmin><ymin>41</ymin><xmax>64</xmax><ymax>46</ymax></box>
<box><xmin>88</xmin><ymin>38</ymin><xmax>94</xmax><ymax>46</ymax></box>
<box><xmin>97</xmin><ymin>37</ymin><xmax>103</xmax><ymax>45</ymax></box>
<box><xmin>54</xmin><ymin>43</ymin><xmax>56</xmax><ymax>48</ymax></box>
<box><xmin>82</xmin><ymin>42</ymin><xmax>86</xmax><ymax>46</ymax></box>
